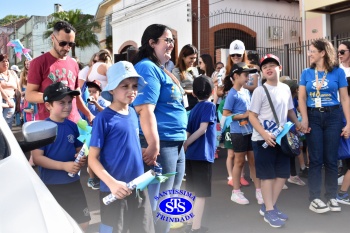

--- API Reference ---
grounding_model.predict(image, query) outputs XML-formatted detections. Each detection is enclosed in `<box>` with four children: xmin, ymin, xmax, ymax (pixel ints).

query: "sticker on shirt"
<box><xmin>67</xmin><ymin>134</ymin><xmax>75</xmax><ymax>143</ymax></box>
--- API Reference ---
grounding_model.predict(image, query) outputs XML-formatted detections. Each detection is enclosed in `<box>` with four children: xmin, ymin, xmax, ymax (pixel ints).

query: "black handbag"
<box><xmin>262</xmin><ymin>85</ymin><xmax>300</xmax><ymax>157</ymax></box>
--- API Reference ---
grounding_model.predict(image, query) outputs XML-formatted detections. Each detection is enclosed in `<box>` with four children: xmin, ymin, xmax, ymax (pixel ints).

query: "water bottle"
<box><xmin>239</xmin><ymin>119</ymin><xmax>252</xmax><ymax>136</ymax></box>
<box><xmin>217</xmin><ymin>67</ymin><xmax>226</xmax><ymax>87</ymax></box>
<box><xmin>150</xmin><ymin>162</ymin><xmax>162</xmax><ymax>176</ymax></box>
<box><xmin>262</xmin><ymin>126</ymin><xmax>284</xmax><ymax>148</ymax></box>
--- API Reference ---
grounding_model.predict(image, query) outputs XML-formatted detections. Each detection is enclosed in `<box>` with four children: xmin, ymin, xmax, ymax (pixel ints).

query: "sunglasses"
<box><xmin>230</xmin><ymin>54</ymin><xmax>242</xmax><ymax>58</ymax></box>
<box><xmin>338</xmin><ymin>50</ymin><xmax>349</xmax><ymax>55</ymax></box>
<box><xmin>159</xmin><ymin>37</ymin><xmax>175</xmax><ymax>44</ymax></box>
<box><xmin>52</xmin><ymin>34</ymin><xmax>76</xmax><ymax>47</ymax></box>
<box><xmin>93</xmin><ymin>60</ymin><xmax>98</xmax><ymax>63</ymax></box>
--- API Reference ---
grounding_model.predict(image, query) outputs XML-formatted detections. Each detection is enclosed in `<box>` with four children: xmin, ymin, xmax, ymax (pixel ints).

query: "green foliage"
<box><xmin>0</xmin><ymin>15</ymin><xmax>28</xmax><ymax>26</ymax></box>
<box><xmin>44</xmin><ymin>9</ymin><xmax>100</xmax><ymax>56</ymax></box>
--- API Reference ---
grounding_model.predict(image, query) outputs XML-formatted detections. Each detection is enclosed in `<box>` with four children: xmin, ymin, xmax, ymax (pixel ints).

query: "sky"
<box><xmin>0</xmin><ymin>0</ymin><xmax>102</xmax><ymax>19</ymax></box>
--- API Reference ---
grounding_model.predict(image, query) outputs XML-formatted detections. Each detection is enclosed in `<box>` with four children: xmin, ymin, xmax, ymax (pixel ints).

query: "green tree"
<box><xmin>44</xmin><ymin>9</ymin><xmax>100</xmax><ymax>56</ymax></box>
<box><xmin>0</xmin><ymin>15</ymin><xmax>28</xmax><ymax>26</ymax></box>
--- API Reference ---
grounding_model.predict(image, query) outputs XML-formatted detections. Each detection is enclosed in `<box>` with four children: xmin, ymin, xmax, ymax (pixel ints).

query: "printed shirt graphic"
<box><xmin>250</xmin><ymin>83</ymin><xmax>294</xmax><ymax>141</ymax></box>
<box><xmin>133</xmin><ymin>58</ymin><xmax>187</xmax><ymax>141</ymax></box>
<box><xmin>27</xmin><ymin>53</ymin><xmax>80</xmax><ymax>122</ymax></box>
<box><xmin>223</xmin><ymin>87</ymin><xmax>252</xmax><ymax>133</ymax></box>
<box><xmin>300</xmin><ymin>67</ymin><xmax>347</xmax><ymax>107</ymax></box>
<box><xmin>38</xmin><ymin>118</ymin><xmax>83</xmax><ymax>184</ymax></box>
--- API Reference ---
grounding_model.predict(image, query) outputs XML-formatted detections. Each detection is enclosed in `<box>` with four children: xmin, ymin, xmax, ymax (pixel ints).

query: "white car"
<box><xmin>0</xmin><ymin>116</ymin><xmax>83</xmax><ymax>233</ymax></box>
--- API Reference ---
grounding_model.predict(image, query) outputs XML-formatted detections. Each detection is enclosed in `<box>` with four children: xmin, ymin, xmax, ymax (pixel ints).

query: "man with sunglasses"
<box><xmin>26</xmin><ymin>21</ymin><xmax>94</xmax><ymax>124</ymax></box>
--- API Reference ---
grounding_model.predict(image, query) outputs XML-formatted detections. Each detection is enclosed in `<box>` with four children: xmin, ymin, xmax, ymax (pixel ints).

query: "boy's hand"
<box><xmin>63</xmin><ymin>161</ymin><xmax>80</xmax><ymax>174</ymax></box>
<box><xmin>262</xmin><ymin>131</ymin><xmax>276</xmax><ymax>147</ymax></box>
<box><xmin>77</xmin><ymin>154</ymin><xmax>87</xmax><ymax>167</ymax></box>
<box><xmin>110</xmin><ymin>181</ymin><xmax>132</xmax><ymax>199</ymax></box>
<box><xmin>89</xmin><ymin>99</ymin><xmax>98</xmax><ymax>105</ymax></box>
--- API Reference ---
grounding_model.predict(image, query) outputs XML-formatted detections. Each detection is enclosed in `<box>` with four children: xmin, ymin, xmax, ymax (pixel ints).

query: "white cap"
<box><xmin>10</xmin><ymin>65</ymin><xmax>20</xmax><ymax>72</ymax></box>
<box><xmin>229</xmin><ymin>40</ymin><xmax>245</xmax><ymax>55</ymax></box>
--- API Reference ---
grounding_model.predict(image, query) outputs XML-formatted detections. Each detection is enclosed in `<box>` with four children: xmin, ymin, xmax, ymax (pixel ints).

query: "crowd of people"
<box><xmin>2</xmin><ymin>20</ymin><xmax>350</xmax><ymax>232</ymax></box>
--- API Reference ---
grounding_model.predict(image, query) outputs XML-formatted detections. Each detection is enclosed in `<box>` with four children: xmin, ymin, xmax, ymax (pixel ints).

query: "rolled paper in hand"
<box><xmin>68</xmin><ymin>145</ymin><xmax>87</xmax><ymax>177</ymax></box>
<box><xmin>103</xmin><ymin>170</ymin><xmax>155</xmax><ymax>205</ymax></box>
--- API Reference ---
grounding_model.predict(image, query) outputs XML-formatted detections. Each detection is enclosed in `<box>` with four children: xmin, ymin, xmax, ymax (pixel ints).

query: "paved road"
<box><xmin>13</xmin><ymin>125</ymin><xmax>350</xmax><ymax>233</ymax></box>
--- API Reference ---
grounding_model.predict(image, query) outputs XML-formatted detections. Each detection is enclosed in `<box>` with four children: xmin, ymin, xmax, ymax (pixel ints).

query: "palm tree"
<box><xmin>44</xmin><ymin>9</ymin><xmax>100</xmax><ymax>57</ymax></box>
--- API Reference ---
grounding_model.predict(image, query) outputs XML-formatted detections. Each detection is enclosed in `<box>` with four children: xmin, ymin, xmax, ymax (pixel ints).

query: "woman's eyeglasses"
<box><xmin>338</xmin><ymin>50</ymin><xmax>349</xmax><ymax>55</ymax></box>
<box><xmin>159</xmin><ymin>37</ymin><xmax>175</xmax><ymax>44</ymax></box>
<box><xmin>230</xmin><ymin>54</ymin><xmax>242</xmax><ymax>58</ymax></box>
<box><xmin>53</xmin><ymin>34</ymin><xmax>76</xmax><ymax>47</ymax></box>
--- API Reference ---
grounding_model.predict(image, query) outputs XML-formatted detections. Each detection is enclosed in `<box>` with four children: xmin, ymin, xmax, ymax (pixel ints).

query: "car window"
<box><xmin>0</xmin><ymin>129</ymin><xmax>10</xmax><ymax>160</ymax></box>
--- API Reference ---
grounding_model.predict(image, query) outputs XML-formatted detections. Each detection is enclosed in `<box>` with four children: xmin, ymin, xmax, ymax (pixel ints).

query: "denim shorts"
<box><xmin>252</xmin><ymin>140</ymin><xmax>290</xmax><ymax>179</ymax></box>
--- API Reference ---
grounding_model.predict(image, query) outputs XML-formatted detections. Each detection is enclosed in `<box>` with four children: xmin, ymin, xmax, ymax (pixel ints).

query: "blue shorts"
<box><xmin>252</xmin><ymin>140</ymin><xmax>290</xmax><ymax>179</ymax></box>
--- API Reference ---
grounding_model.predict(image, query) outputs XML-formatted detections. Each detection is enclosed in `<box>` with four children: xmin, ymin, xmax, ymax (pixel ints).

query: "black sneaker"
<box><xmin>309</xmin><ymin>199</ymin><xmax>330</xmax><ymax>213</ymax></box>
<box><xmin>299</xmin><ymin>167</ymin><xmax>308</xmax><ymax>178</ymax></box>
<box><xmin>327</xmin><ymin>199</ymin><xmax>341</xmax><ymax>211</ymax></box>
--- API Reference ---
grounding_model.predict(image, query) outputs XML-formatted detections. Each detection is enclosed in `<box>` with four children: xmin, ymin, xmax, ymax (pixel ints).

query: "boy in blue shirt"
<box><xmin>184</xmin><ymin>75</ymin><xmax>216</xmax><ymax>233</ymax></box>
<box><xmin>84</xmin><ymin>79</ymin><xmax>108</xmax><ymax>190</ymax></box>
<box><xmin>88</xmin><ymin>61</ymin><xmax>154</xmax><ymax>233</ymax></box>
<box><xmin>32</xmin><ymin>82</ymin><xmax>91</xmax><ymax>231</ymax></box>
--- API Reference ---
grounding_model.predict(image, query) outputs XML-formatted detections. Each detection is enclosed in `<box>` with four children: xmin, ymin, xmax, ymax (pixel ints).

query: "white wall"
<box><xmin>111</xmin><ymin>0</ymin><xmax>192</xmax><ymax>55</ymax></box>
<box><xmin>209</xmin><ymin>0</ymin><xmax>301</xmax><ymax>47</ymax></box>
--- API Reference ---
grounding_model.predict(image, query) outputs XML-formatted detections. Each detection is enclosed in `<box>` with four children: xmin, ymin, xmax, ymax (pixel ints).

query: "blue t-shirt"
<box><xmin>82</xmin><ymin>98</ymin><xmax>107</xmax><ymax>121</ymax></box>
<box><xmin>223</xmin><ymin>87</ymin><xmax>252</xmax><ymax>133</ymax></box>
<box><xmin>39</xmin><ymin>118</ymin><xmax>83</xmax><ymax>185</ymax></box>
<box><xmin>299</xmin><ymin>67</ymin><xmax>347</xmax><ymax>107</ymax></box>
<box><xmin>186</xmin><ymin>101</ymin><xmax>216</xmax><ymax>163</ymax></box>
<box><xmin>133</xmin><ymin>58</ymin><xmax>187</xmax><ymax>141</ymax></box>
<box><xmin>89</xmin><ymin>107</ymin><xmax>144</xmax><ymax>192</ymax></box>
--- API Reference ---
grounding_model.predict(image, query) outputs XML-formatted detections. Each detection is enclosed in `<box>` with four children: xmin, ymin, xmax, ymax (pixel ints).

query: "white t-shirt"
<box><xmin>250</xmin><ymin>82</ymin><xmax>294</xmax><ymax>141</ymax></box>
<box><xmin>78</xmin><ymin>66</ymin><xmax>90</xmax><ymax>81</ymax></box>
<box><xmin>340</xmin><ymin>63</ymin><xmax>350</xmax><ymax>77</ymax></box>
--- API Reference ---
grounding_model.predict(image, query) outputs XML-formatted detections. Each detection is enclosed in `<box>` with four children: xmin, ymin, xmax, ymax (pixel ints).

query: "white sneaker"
<box><xmin>309</xmin><ymin>198</ymin><xmax>330</xmax><ymax>213</ymax></box>
<box><xmin>282</xmin><ymin>184</ymin><xmax>288</xmax><ymax>190</ymax></box>
<box><xmin>288</xmin><ymin>176</ymin><xmax>306</xmax><ymax>186</ymax></box>
<box><xmin>338</xmin><ymin>175</ymin><xmax>344</xmax><ymax>185</ymax></box>
<box><xmin>231</xmin><ymin>191</ymin><xmax>249</xmax><ymax>205</ymax></box>
<box><xmin>327</xmin><ymin>198</ymin><xmax>341</xmax><ymax>212</ymax></box>
<box><xmin>256</xmin><ymin>190</ymin><xmax>264</xmax><ymax>204</ymax></box>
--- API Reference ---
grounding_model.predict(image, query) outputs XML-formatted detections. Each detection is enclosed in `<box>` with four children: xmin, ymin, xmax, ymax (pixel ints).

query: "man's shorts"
<box><xmin>231</xmin><ymin>133</ymin><xmax>253</xmax><ymax>152</ymax></box>
<box><xmin>252</xmin><ymin>140</ymin><xmax>290</xmax><ymax>179</ymax></box>
<box><xmin>46</xmin><ymin>180</ymin><xmax>91</xmax><ymax>224</ymax></box>
<box><xmin>99</xmin><ymin>190</ymin><xmax>154</xmax><ymax>233</ymax></box>
<box><xmin>185</xmin><ymin>160</ymin><xmax>212</xmax><ymax>197</ymax></box>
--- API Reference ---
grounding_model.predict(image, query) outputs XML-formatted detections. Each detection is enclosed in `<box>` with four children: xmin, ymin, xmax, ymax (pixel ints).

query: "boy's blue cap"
<box><xmin>101</xmin><ymin>61</ymin><xmax>146</xmax><ymax>102</ymax></box>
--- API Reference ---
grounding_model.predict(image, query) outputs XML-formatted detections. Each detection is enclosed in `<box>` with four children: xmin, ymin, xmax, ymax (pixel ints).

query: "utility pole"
<box><xmin>12</xmin><ymin>19</ymin><xmax>16</xmax><ymax>64</ymax></box>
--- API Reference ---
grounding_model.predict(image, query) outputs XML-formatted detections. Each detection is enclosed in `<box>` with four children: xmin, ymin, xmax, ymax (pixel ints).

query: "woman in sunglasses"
<box><xmin>299</xmin><ymin>38</ymin><xmax>350</xmax><ymax>214</ymax></box>
<box><xmin>86</xmin><ymin>49</ymin><xmax>112</xmax><ymax>90</ymax></box>
<box><xmin>338</xmin><ymin>41</ymin><xmax>350</xmax><ymax>77</ymax></box>
<box><xmin>226</xmin><ymin>40</ymin><xmax>259</xmax><ymax>93</ymax></box>
<box><xmin>172</xmin><ymin>44</ymin><xmax>199</xmax><ymax>111</ymax></box>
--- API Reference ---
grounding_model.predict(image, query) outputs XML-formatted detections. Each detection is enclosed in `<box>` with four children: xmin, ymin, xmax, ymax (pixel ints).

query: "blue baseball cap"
<box><xmin>101</xmin><ymin>61</ymin><xmax>146</xmax><ymax>102</ymax></box>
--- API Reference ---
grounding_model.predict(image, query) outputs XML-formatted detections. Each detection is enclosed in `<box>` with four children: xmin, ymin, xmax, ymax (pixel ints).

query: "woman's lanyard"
<box><xmin>315</xmin><ymin>69</ymin><xmax>327</xmax><ymax>97</ymax></box>
<box><xmin>161</xmin><ymin>65</ymin><xmax>188</xmax><ymax>107</ymax></box>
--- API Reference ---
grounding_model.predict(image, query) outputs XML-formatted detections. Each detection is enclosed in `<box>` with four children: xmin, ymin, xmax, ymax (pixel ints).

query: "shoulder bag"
<box><xmin>262</xmin><ymin>85</ymin><xmax>300</xmax><ymax>157</ymax></box>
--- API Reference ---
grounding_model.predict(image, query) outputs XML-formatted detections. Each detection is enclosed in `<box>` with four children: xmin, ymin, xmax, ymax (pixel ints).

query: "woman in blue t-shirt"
<box><xmin>132</xmin><ymin>24</ymin><xmax>187</xmax><ymax>233</ymax></box>
<box><xmin>299</xmin><ymin>38</ymin><xmax>350</xmax><ymax>214</ymax></box>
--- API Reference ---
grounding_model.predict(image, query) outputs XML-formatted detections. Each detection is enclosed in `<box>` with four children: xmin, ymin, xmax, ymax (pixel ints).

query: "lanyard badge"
<box><xmin>314</xmin><ymin>69</ymin><xmax>327</xmax><ymax>107</ymax></box>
